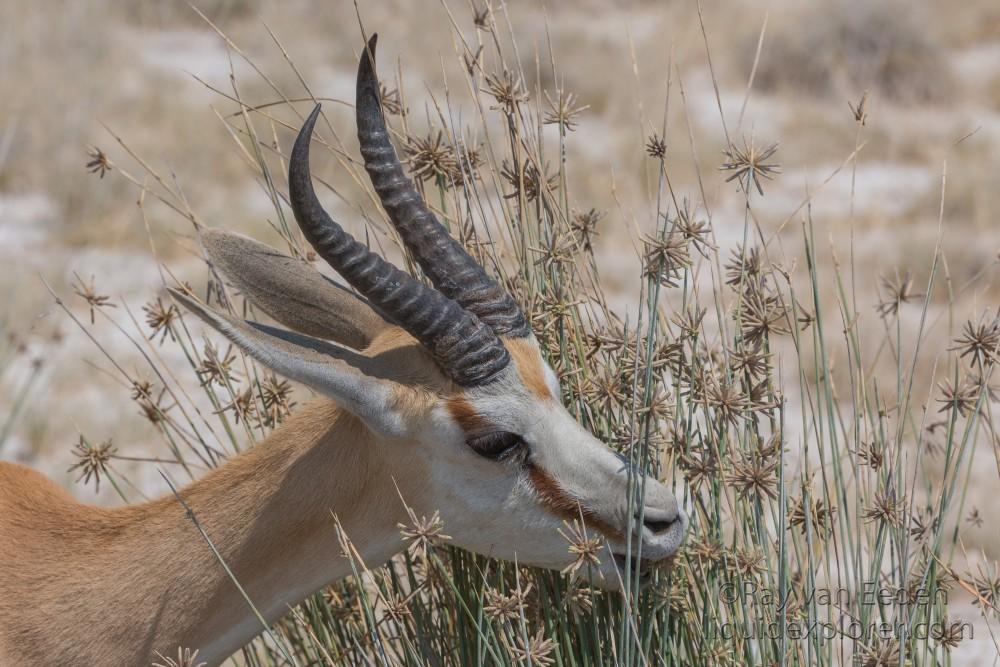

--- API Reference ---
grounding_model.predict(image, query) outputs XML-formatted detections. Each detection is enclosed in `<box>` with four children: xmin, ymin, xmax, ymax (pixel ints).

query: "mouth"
<box><xmin>611</xmin><ymin>552</ymin><xmax>660</xmax><ymax>585</ymax></box>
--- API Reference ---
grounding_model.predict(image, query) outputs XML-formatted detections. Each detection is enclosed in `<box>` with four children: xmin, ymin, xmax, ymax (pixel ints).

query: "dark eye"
<box><xmin>465</xmin><ymin>431</ymin><xmax>525</xmax><ymax>461</ymax></box>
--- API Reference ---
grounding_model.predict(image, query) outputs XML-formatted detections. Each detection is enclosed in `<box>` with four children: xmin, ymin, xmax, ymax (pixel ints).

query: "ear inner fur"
<box><xmin>201</xmin><ymin>229</ymin><xmax>390</xmax><ymax>350</ymax></box>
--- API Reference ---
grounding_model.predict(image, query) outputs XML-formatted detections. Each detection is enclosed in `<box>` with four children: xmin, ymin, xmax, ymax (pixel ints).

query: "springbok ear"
<box><xmin>200</xmin><ymin>229</ymin><xmax>391</xmax><ymax>350</ymax></box>
<box><xmin>169</xmin><ymin>288</ymin><xmax>408</xmax><ymax>436</ymax></box>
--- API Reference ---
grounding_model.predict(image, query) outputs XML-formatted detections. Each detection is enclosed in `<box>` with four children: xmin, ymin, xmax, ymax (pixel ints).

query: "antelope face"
<box><xmin>414</xmin><ymin>340</ymin><xmax>687</xmax><ymax>586</ymax></box>
<box><xmin>176</xmin><ymin>34</ymin><xmax>685</xmax><ymax>589</ymax></box>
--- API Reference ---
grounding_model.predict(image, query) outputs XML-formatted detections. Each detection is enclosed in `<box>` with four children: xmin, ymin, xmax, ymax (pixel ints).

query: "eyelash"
<box><xmin>465</xmin><ymin>431</ymin><xmax>526</xmax><ymax>461</ymax></box>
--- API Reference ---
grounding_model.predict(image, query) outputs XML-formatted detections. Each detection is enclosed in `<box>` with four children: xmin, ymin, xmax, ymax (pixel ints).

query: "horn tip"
<box><xmin>359</xmin><ymin>34</ymin><xmax>378</xmax><ymax>77</ymax></box>
<box><xmin>294</xmin><ymin>105</ymin><xmax>321</xmax><ymax>159</ymax></box>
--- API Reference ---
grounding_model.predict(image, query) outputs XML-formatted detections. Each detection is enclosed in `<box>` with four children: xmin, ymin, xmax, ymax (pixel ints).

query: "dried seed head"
<box><xmin>570</xmin><ymin>208</ymin><xmax>602</xmax><ymax>249</ymax></box>
<box><xmin>72</xmin><ymin>273</ymin><xmax>116</xmax><ymax>324</ymax></box>
<box><xmin>720</xmin><ymin>137</ymin><xmax>780</xmax><ymax>196</ymax></box>
<box><xmin>500</xmin><ymin>158</ymin><xmax>558</xmax><ymax>203</ymax></box>
<box><xmin>738</xmin><ymin>289</ymin><xmax>790</xmax><ymax>346</ymax></box>
<box><xmin>582</xmin><ymin>360</ymin><xmax>630</xmax><ymax>416</ymax></box>
<box><xmin>196</xmin><ymin>341</ymin><xmax>239</xmax><ymax>388</ymax></box>
<box><xmin>728</xmin><ymin>341</ymin><xmax>771</xmax><ymax>379</ymax></box>
<box><xmin>608</xmin><ymin>419</ymin><xmax>668</xmax><ymax>457</ymax></box>
<box><xmin>143</xmin><ymin>298</ymin><xmax>178</xmax><ymax>344</ymax></box>
<box><xmin>544</xmin><ymin>90</ymin><xmax>588</xmax><ymax>131</ymax></box>
<box><xmin>853</xmin><ymin>440</ymin><xmax>885</xmax><ymax>471</ymax></box>
<box><xmin>484</xmin><ymin>583</ymin><xmax>533</xmax><ymax>622</ymax></box>
<box><xmin>260</xmin><ymin>375</ymin><xmax>295</xmax><ymax>426</ymax></box>
<box><xmin>483</xmin><ymin>69</ymin><xmax>528</xmax><ymax>114</ymax></box>
<box><xmin>68</xmin><ymin>436</ymin><xmax>116</xmax><ymax>492</ymax></box>
<box><xmin>724</xmin><ymin>245</ymin><xmax>763</xmax><ymax>287</ymax></box>
<box><xmin>398</xmin><ymin>509</ymin><xmax>451</xmax><ymax>558</ymax></box>
<box><xmin>908</xmin><ymin>508</ymin><xmax>938</xmax><ymax>542</ymax></box>
<box><xmin>640</xmin><ymin>385</ymin><xmax>674</xmax><ymax>424</ymax></box>
<box><xmin>472</xmin><ymin>6</ymin><xmax>491</xmax><ymax>30</ymax></box>
<box><xmin>671</xmin><ymin>307</ymin><xmax>707</xmax><ymax>339</ymax></box>
<box><xmin>379</xmin><ymin>84</ymin><xmax>405</xmax><ymax>116</ymax></box>
<box><xmin>652</xmin><ymin>577</ymin><xmax>690</xmax><ymax>616</ymax></box>
<box><xmin>130</xmin><ymin>379</ymin><xmax>154</xmax><ymax>402</ymax></box>
<box><xmin>135</xmin><ymin>382</ymin><xmax>171</xmax><ymax>424</ymax></box>
<box><xmin>936</xmin><ymin>375</ymin><xmax>986</xmax><ymax>418</ymax></box>
<box><xmin>672</xmin><ymin>202</ymin><xmax>715</xmax><ymax>256</ymax></box>
<box><xmin>687</xmin><ymin>534</ymin><xmax>724</xmax><ymax>565</ymax></box>
<box><xmin>216</xmin><ymin>387</ymin><xmax>258</xmax><ymax>425</ymax></box>
<box><xmin>405</xmin><ymin>131</ymin><xmax>459</xmax><ymax>184</ymax></box>
<box><xmin>931</xmin><ymin>617</ymin><xmax>967</xmax><ymax>650</ymax></box>
<box><xmin>86</xmin><ymin>146</ymin><xmax>112</xmax><ymax>178</ymax></box>
<box><xmin>663</xmin><ymin>424</ymin><xmax>694</xmax><ymax>458</ymax></box>
<box><xmin>789</xmin><ymin>492</ymin><xmax>836</xmax><ymax>538</ymax></box>
<box><xmin>452</xmin><ymin>142</ymin><xmax>484</xmax><ymax>188</ymax></box>
<box><xmin>971</xmin><ymin>561</ymin><xmax>999</xmax><ymax>613</ymax></box>
<box><xmin>645</xmin><ymin>133</ymin><xmax>667</xmax><ymax>159</ymax></box>
<box><xmin>854</xmin><ymin>639</ymin><xmax>902</xmax><ymax>667</ymax></box>
<box><xmin>848</xmin><ymin>91</ymin><xmax>869</xmax><ymax>125</ymax></box>
<box><xmin>531</xmin><ymin>290</ymin><xmax>582</xmax><ymax>346</ymax></box>
<box><xmin>510</xmin><ymin>629</ymin><xmax>556</xmax><ymax>667</ymax></box>
<box><xmin>559</xmin><ymin>518</ymin><xmax>602</xmax><ymax>578</ymax></box>
<box><xmin>949</xmin><ymin>316</ymin><xmax>1000</xmax><ymax>369</ymax></box>
<box><xmin>642</xmin><ymin>232</ymin><xmax>692</xmax><ymax>288</ymax></box>
<box><xmin>863</xmin><ymin>487</ymin><xmax>905</xmax><ymax>526</ymax></box>
<box><xmin>381</xmin><ymin>593</ymin><xmax>413</xmax><ymax>622</ymax></box>
<box><xmin>704</xmin><ymin>640</ymin><xmax>736</xmax><ymax>666</ymax></box>
<box><xmin>679</xmin><ymin>447</ymin><xmax>719</xmax><ymax>489</ymax></box>
<box><xmin>562</xmin><ymin>582</ymin><xmax>594</xmax><ymax>615</ymax></box>
<box><xmin>704</xmin><ymin>375</ymin><xmax>750</xmax><ymax>427</ymax></box>
<box><xmin>530</xmin><ymin>232</ymin><xmax>578</xmax><ymax>272</ymax></box>
<box><xmin>877</xmin><ymin>270</ymin><xmax>923</xmax><ymax>318</ymax></box>
<box><xmin>725</xmin><ymin>451</ymin><xmax>779</xmax><ymax>500</ymax></box>
<box><xmin>583</xmin><ymin>322</ymin><xmax>631</xmax><ymax>360</ymax></box>
<box><xmin>731</xmin><ymin>546</ymin><xmax>767</xmax><ymax>578</ymax></box>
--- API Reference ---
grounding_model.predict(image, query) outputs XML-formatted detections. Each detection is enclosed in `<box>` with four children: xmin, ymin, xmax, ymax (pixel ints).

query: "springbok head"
<box><xmin>174</xmin><ymin>35</ymin><xmax>686</xmax><ymax>585</ymax></box>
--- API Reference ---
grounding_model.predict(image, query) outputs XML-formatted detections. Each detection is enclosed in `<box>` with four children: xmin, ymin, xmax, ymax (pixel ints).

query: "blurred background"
<box><xmin>4</xmin><ymin>0</ymin><xmax>1000</xmax><ymax>512</ymax></box>
<box><xmin>1</xmin><ymin>0</ymin><xmax>999</xmax><ymax>657</ymax></box>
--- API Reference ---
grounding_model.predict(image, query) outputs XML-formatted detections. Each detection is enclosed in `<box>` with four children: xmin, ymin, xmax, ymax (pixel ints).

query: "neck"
<box><xmin>0</xmin><ymin>400</ymin><xmax>409</xmax><ymax>666</ymax></box>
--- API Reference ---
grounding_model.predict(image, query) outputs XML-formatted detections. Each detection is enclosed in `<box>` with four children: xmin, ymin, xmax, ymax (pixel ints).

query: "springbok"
<box><xmin>0</xmin><ymin>36</ymin><xmax>686</xmax><ymax>666</ymax></box>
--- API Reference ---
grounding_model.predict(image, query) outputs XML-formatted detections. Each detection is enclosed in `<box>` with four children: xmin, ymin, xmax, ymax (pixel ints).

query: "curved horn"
<box><xmin>289</xmin><ymin>105</ymin><xmax>511</xmax><ymax>386</ymax></box>
<box><xmin>356</xmin><ymin>34</ymin><xmax>531</xmax><ymax>339</ymax></box>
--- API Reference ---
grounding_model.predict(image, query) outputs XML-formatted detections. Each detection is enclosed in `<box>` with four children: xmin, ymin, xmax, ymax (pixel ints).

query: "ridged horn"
<box><xmin>289</xmin><ymin>104</ymin><xmax>511</xmax><ymax>386</ymax></box>
<box><xmin>355</xmin><ymin>34</ymin><xmax>531</xmax><ymax>339</ymax></box>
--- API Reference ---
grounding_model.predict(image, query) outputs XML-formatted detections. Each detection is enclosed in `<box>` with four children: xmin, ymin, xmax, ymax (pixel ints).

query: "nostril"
<box><xmin>642</xmin><ymin>515</ymin><xmax>676</xmax><ymax>535</ymax></box>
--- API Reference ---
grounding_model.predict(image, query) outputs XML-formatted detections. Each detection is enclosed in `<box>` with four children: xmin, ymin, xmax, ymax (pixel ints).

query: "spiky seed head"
<box><xmin>68</xmin><ymin>436</ymin><xmax>116</xmax><ymax>492</ymax></box>
<box><xmin>720</xmin><ymin>137</ymin><xmax>780</xmax><ymax>196</ymax></box>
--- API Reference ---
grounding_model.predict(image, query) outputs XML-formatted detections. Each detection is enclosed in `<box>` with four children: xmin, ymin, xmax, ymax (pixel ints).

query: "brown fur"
<box><xmin>0</xmin><ymin>325</ymin><xmax>612</xmax><ymax>665</ymax></box>
<box><xmin>505</xmin><ymin>337</ymin><xmax>553</xmax><ymax>400</ymax></box>
<box><xmin>0</xmin><ymin>328</ymin><xmax>432</xmax><ymax>666</ymax></box>
<box><xmin>0</xmin><ymin>402</ymin><xmax>403</xmax><ymax>666</ymax></box>
<box><xmin>446</xmin><ymin>396</ymin><xmax>491</xmax><ymax>433</ymax></box>
<box><xmin>526</xmin><ymin>464</ymin><xmax>623</xmax><ymax>542</ymax></box>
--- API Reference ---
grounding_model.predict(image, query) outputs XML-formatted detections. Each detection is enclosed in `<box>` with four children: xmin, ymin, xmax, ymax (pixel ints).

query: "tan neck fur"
<box><xmin>0</xmin><ymin>400</ymin><xmax>409</xmax><ymax>666</ymax></box>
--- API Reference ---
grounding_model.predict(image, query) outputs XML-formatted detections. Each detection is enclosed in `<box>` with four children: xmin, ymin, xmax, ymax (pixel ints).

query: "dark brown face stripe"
<box><xmin>446</xmin><ymin>396</ymin><xmax>491</xmax><ymax>433</ymax></box>
<box><xmin>527</xmin><ymin>464</ymin><xmax>623</xmax><ymax>542</ymax></box>
<box><xmin>504</xmin><ymin>338</ymin><xmax>553</xmax><ymax>400</ymax></box>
